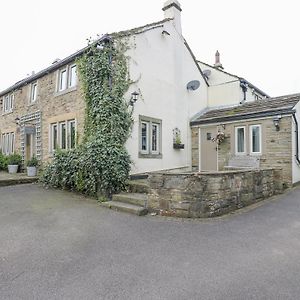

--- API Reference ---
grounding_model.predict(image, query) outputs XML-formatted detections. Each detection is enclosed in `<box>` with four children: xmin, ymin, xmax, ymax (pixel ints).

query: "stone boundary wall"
<box><xmin>148</xmin><ymin>169</ymin><xmax>283</xmax><ymax>218</ymax></box>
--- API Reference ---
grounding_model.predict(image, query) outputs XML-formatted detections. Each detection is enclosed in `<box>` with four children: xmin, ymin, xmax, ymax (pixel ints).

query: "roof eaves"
<box><xmin>190</xmin><ymin>108</ymin><xmax>295</xmax><ymax>126</ymax></box>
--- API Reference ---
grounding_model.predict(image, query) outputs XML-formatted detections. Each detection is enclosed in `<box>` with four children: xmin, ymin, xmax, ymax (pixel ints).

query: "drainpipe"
<box><xmin>292</xmin><ymin>112</ymin><xmax>300</xmax><ymax>165</ymax></box>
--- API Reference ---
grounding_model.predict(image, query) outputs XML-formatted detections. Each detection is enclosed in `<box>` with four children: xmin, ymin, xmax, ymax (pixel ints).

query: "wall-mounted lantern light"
<box><xmin>273</xmin><ymin>115</ymin><xmax>282</xmax><ymax>131</ymax></box>
<box><xmin>129</xmin><ymin>91</ymin><xmax>139</xmax><ymax>106</ymax></box>
<box><xmin>15</xmin><ymin>117</ymin><xmax>20</xmax><ymax>125</ymax></box>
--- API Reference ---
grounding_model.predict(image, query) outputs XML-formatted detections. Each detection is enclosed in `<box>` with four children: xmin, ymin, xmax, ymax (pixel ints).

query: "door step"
<box><xmin>127</xmin><ymin>180</ymin><xmax>149</xmax><ymax>194</ymax></box>
<box><xmin>101</xmin><ymin>200</ymin><xmax>148</xmax><ymax>216</ymax></box>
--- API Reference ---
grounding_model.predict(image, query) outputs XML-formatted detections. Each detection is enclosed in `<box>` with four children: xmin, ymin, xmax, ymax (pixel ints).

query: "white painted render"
<box><xmin>292</xmin><ymin>101</ymin><xmax>300</xmax><ymax>184</ymax></box>
<box><xmin>125</xmin><ymin>15</ymin><xmax>208</xmax><ymax>174</ymax></box>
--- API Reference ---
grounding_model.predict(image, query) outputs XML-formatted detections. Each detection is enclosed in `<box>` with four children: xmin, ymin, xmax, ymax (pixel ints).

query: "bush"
<box><xmin>7</xmin><ymin>153</ymin><xmax>22</xmax><ymax>166</ymax></box>
<box><xmin>26</xmin><ymin>155</ymin><xmax>39</xmax><ymax>167</ymax></box>
<box><xmin>0</xmin><ymin>152</ymin><xmax>8</xmax><ymax>171</ymax></box>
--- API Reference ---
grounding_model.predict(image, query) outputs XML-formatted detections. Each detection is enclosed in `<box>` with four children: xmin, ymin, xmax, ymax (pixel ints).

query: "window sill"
<box><xmin>54</xmin><ymin>86</ymin><xmax>77</xmax><ymax>97</ymax></box>
<box><xmin>2</xmin><ymin>110</ymin><xmax>13</xmax><ymax>116</ymax></box>
<box><xmin>139</xmin><ymin>153</ymin><xmax>162</xmax><ymax>159</ymax></box>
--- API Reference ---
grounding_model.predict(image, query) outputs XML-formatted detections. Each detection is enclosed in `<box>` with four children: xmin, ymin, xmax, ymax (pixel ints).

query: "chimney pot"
<box><xmin>214</xmin><ymin>50</ymin><xmax>224</xmax><ymax>69</ymax></box>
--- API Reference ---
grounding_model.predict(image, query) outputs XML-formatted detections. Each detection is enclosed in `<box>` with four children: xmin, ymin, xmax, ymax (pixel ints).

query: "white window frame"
<box><xmin>235</xmin><ymin>126</ymin><xmax>246</xmax><ymax>155</ymax></box>
<box><xmin>139</xmin><ymin>116</ymin><xmax>162</xmax><ymax>158</ymax></box>
<box><xmin>0</xmin><ymin>132</ymin><xmax>15</xmax><ymax>155</ymax></box>
<box><xmin>250</xmin><ymin>124</ymin><xmax>262</xmax><ymax>155</ymax></box>
<box><xmin>30</xmin><ymin>82</ymin><xmax>38</xmax><ymax>103</ymax></box>
<box><xmin>58</xmin><ymin>69</ymin><xmax>67</xmax><ymax>91</ymax></box>
<box><xmin>2</xmin><ymin>94</ymin><xmax>14</xmax><ymax>113</ymax></box>
<box><xmin>49</xmin><ymin>119</ymin><xmax>76</xmax><ymax>153</ymax></box>
<box><xmin>68</xmin><ymin>64</ymin><xmax>77</xmax><ymax>88</ymax></box>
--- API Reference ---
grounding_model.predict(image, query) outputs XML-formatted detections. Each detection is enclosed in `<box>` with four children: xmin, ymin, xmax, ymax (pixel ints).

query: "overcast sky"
<box><xmin>1</xmin><ymin>0</ymin><xmax>299</xmax><ymax>96</ymax></box>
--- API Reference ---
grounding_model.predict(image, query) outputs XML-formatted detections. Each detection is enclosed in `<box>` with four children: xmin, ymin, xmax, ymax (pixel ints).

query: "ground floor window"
<box><xmin>139</xmin><ymin>116</ymin><xmax>162</xmax><ymax>158</ymax></box>
<box><xmin>0</xmin><ymin>132</ymin><xmax>15</xmax><ymax>155</ymax></box>
<box><xmin>235</xmin><ymin>126</ymin><xmax>246</xmax><ymax>154</ymax></box>
<box><xmin>50</xmin><ymin>119</ymin><xmax>76</xmax><ymax>152</ymax></box>
<box><xmin>250</xmin><ymin>125</ymin><xmax>261</xmax><ymax>154</ymax></box>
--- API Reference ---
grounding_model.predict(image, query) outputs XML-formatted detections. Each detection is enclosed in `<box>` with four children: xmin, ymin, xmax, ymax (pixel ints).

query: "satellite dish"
<box><xmin>186</xmin><ymin>80</ymin><xmax>200</xmax><ymax>91</ymax></box>
<box><xmin>203</xmin><ymin>69</ymin><xmax>211</xmax><ymax>79</ymax></box>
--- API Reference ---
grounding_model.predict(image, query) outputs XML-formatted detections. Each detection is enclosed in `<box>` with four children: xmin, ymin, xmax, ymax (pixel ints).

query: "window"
<box><xmin>68</xmin><ymin>65</ymin><xmax>77</xmax><ymax>88</ymax></box>
<box><xmin>139</xmin><ymin>116</ymin><xmax>162</xmax><ymax>158</ymax></box>
<box><xmin>58</xmin><ymin>64</ymin><xmax>77</xmax><ymax>92</ymax></box>
<box><xmin>2</xmin><ymin>94</ymin><xmax>14</xmax><ymax>113</ymax></box>
<box><xmin>250</xmin><ymin>125</ymin><xmax>261</xmax><ymax>154</ymax></box>
<box><xmin>0</xmin><ymin>132</ymin><xmax>15</xmax><ymax>155</ymax></box>
<box><xmin>59</xmin><ymin>69</ymin><xmax>67</xmax><ymax>91</ymax></box>
<box><xmin>50</xmin><ymin>119</ymin><xmax>76</xmax><ymax>152</ymax></box>
<box><xmin>235</xmin><ymin>126</ymin><xmax>246</xmax><ymax>154</ymax></box>
<box><xmin>30</xmin><ymin>82</ymin><xmax>38</xmax><ymax>103</ymax></box>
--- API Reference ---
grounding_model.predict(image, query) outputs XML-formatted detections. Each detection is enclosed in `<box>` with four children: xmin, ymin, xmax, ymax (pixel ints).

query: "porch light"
<box><xmin>15</xmin><ymin>117</ymin><xmax>20</xmax><ymax>125</ymax></box>
<box><xmin>273</xmin><ymin>115</ymin><xmax>281</xmax><ymax>131</ymax></box>
<box><xmin>129</xmin><ymin>91</ymin><xmax>139</xmax><ymax>106</ymax></box>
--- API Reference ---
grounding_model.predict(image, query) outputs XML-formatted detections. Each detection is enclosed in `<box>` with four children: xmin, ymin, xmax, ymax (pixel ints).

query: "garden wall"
<box><xmin>148</xmin><ymin>169</ymin><xmax>283</xmax><ymax>218</ymax></box>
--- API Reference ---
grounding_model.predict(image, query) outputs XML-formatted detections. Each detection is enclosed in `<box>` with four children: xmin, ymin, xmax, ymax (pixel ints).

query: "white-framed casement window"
<box><xmin>139</xmin><ymin>116</ymin><xmax>162</xmax><ymax>158</ymax></box>
<box><xmin>250</xmin><ymin>124</ymin><xmax>262</xmax><ymax>154</ymax></box>
<box><xmin>235</xmin><ymin>126</ymin><xmax>246</xmax><ymax>155</ymax></box>
<box><xmin>0</xmin><ymin>132</ymin><xmax>15</xmax><ymax>155</ymax></box>
<box><xmin>29</xmin><ymin>82</ymin><xmax>38</xmax><ymax>104</ymax></box>
<box><xmin>50</xmin><ymin>119</ymin><xmax>76</xmax><ymax>153</ymax></box>
<box><xmin>2</xmin><ymin>93</ymin><xmax>14</xmax><ymax>113</ymax></box>
<box><xmin>68</xmin><ymin>65</ymin><xmax>77</xmax><ymax>88</ymax></box>
<box><xmin>57</xmin><ymin>64</ymin><xmax>77</xmax><ymax>92</ymax></box>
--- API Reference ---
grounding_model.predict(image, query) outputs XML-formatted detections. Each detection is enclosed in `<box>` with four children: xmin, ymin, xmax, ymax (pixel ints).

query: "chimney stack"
<box><xmin>214</xmin><ymin>50</ymin><xmax>223</xmax><ymax>69</ymax></box>
<box><xmin>162</xmin><ymin>0</ymin><xmax>182</xmax><ymax>34</ymax></box>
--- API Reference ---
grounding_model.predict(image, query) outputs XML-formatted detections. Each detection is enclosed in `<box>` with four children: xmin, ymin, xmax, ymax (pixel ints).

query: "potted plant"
<box><xmin>7</xmin><ymin>153</ymin><xmax>22</xmax><ymax>174</ymax></box>
<box><xmin>26</xmin><ymin>156</ymin><xmax>38</xmax><ymax>177</ymax></box>
<box><xmin>173</xmin><ymin>135</ymin><xmax>185</xmax><ymax>149</ymax></box>
<box><xmin>0</xmin><ymin>151</ymin><xmax>8</xmax><ymax>171</ymax></box>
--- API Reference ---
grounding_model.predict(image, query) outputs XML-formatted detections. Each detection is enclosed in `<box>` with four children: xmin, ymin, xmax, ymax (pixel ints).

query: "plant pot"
<box><xmin>173</xmin><ymin>143</ymin><xmax>185</xmax><ymax>149</ymax></box>
<box><xmin>27</xmin><ymin>166</ymin><xmax>37</xmax><ymax>177</ymax></box>
<box><xmin>8</xmin><ymin>165</ymin><xmax>18</xmax><ymax>174</ymax></box>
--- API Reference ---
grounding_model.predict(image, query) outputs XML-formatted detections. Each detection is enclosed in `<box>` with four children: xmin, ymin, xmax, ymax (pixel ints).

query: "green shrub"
<box><xmin>7</xmin><ymin>153</ymin><xmax>22</xmax><ymax>166</ymax></box>
<box><xmin>26</xmin><ymin>155</ymin><xmax>39</xmax><ymax>167</ymax></box>
<box><xmin>41</xmin><ymin>39</ymin><xmax>132</xmax><ymax>199</ymax></box>
<box><xmin>0</xmin><ymin>152</ymin><xmax>8</xmax><ymax>171</ymax></box>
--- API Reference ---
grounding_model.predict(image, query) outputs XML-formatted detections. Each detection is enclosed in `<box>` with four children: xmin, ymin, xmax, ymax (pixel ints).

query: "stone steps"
<box><xmin>100</xmin><ymin>200</ymin><xmax>148</xmax><ymax>216</ymax></box>
<box><xmin>100</xmin><ymin>179</ymin><xmax>150</xmax><ymax>216</ymax></box>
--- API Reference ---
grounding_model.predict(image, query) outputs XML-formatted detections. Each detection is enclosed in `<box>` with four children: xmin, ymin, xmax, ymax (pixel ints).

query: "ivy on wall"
<box><xmin>41</xmin><ymin>38</ymin><xmax>133</xmax><ymax>199</ymax></box>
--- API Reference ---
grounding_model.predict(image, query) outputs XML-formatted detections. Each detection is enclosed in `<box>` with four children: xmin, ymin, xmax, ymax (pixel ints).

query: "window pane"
<box><xmin>68</xmin><ymin>121</ymin><xmax>76</xmax><ymax>149</ymax></box>
<box><xmin>237</xmin><ymin>128</ymin><xmax>245</xmax><ymax>153</ymax></box>
<box><xmin>69</xmin><ymin>65</ymin><xmax>77</xmax><ymax>87</ymax></box>
<box><xmin>59</xmin><ymin>70</ymin><xmax>67</xmax><ymax>91</ymax></box>
<box><xmin>52</xmin><ymin>124</ymin><xmax>58</xmax><ymax>150</ymax></box>
<box><xmin>252</xmin><ymin>126</ymin><xmax>260</xmax><ymax>153</ymax></box>
<box><xmin>9</xmin><ymin>94</ymin><xmax>13</xmax><ymax>110</ymax></box>
<box><xmin>152</xmin><ymin>124</ymin><xmax>159</xmax><ymax>152</ymax></box>
<box><xmin>60</xmin><ymin>123</ymin><xmax>66</xmax><ymax>149</ymax></box>
<box><xmin>141</xmin><ymin>122</ymin><xmax>148</xmax><ymax>151</ymax></box>
<box><xmin>31</xmin><ymin>83</ymin><xmax>37</xmax><ymax>102</ymax></box>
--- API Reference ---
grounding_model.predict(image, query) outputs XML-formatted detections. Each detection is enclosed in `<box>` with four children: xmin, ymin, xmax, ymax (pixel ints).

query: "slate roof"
<box><xmin>191</xmin><ymin>93</ymin><xmax>300</xmax><ymax>126</ymax></box>
<box><xmin>0</xmin><ymin>18</ymin><xmax>172</xmax><ymax>97</ymax></box>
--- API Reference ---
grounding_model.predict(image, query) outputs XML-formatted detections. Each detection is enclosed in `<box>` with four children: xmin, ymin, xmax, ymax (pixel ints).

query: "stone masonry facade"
<box><xmin>0</xmin><ymin>61</ymin><xmax>85</xmax><ymax>164</ymax></box>
<box><xmin>148</xmin><ymin>169</ymin><xmax>283</xmax><ymax>218</ymax></box>
<box><xmin>191</xmin><ymin>116</ymin><xmax>293</xmax><ymax>187</ymax></box>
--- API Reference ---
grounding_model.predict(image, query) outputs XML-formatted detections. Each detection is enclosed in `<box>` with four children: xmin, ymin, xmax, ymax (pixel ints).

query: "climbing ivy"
<box><xmin>41</xmin><ymin>38</ymin><xmax>133</xmax><ymax>199</ymax></box>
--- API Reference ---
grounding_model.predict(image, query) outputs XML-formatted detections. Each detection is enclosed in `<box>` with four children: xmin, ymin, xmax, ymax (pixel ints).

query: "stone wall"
<box><xmin>148</xmin><ymin>169</ymin><xmax>283</xmax><ymax>218</ymax></box>
<box><xmin>191</xmin><ymin>116</ymin><xmax>293</xmax><ymax>187</ymax></box>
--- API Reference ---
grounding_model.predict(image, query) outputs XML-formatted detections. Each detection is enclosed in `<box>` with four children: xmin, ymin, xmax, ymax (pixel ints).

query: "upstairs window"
<box><xmin>30</xmin><ymin>82</ymin><xmax>38</xmax><ymax>103</ymax></box>
<box><xmin>58</xmin><ymin>64</ymin><xmax>77</xmax><ymax>92</ymax></box>
<box><xmin>2</xmin><ymin>94</ymin><xmax>14</xmax><ymax>113</ymax></box>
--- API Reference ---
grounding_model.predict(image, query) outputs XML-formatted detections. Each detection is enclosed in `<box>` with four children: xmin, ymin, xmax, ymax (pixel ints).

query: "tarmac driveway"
<box><xmin>1</xmin><ymin>184</ymin><xmax>300</xmax><ymax>300</ymax></box>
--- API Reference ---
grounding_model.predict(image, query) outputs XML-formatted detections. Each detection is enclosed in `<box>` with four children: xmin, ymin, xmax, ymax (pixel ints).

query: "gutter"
<box><xmin>292</xmin><ymin>112</ymin><xmax>300</xmax><ymax>165</ymax></box>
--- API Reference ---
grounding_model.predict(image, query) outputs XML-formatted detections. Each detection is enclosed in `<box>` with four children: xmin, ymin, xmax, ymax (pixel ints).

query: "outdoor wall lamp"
<box><xmin>273</xmin><ymin>115</ymin><xmax>282</xmax><ymax>131</ymax></box>
<box><xmin>129</xmin><ymin>91</ymin><xmax>139</xmax><ymax>106</ymax></box>
<box><xmin>15</xmin><ymin>117</ymin><xmax>20</xmax><ymax>125</ymax></box>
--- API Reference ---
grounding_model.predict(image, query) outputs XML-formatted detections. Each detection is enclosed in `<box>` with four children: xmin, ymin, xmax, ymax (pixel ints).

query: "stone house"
<box><xmin>1</xmin><ymin>0</ymin><xmax>299</xmax><ymax>185</ymax></box>
<box><xmin>190</xmin><ymin>93</ymin><xmax>300</xmax><ymax>186</ymax></box>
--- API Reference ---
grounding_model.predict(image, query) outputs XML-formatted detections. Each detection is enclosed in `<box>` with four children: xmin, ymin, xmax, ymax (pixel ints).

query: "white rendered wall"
<box><xmin>292</xmin><ymin>101</ymin><xmax>300</xmax><ymax>184</ymax></box>
<box><xmin>125</xmin><ymin>21</ymin><xmax>208</xmax><ymax>174</ymax></box>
